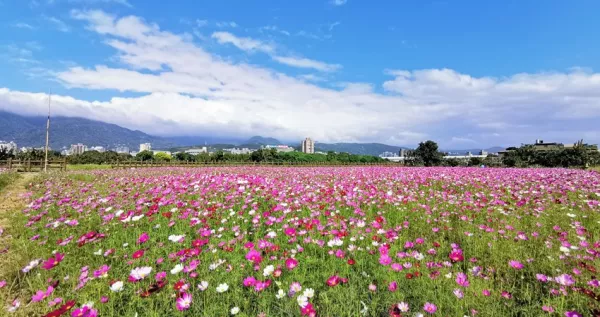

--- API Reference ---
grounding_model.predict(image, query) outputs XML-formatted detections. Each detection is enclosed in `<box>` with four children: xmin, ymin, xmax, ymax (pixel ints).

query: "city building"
<box><xmin>115</xmin><ymin>146</ymin><xmax>130</xmax><ymax>154</ymax></box>
<box><xmin>88</xmin><ymin>146</ymin><xmax>106</xmax><ymax>152</ymax></box>
<box><xmin>399</xmin><ymin>149</ymin><xmax>411</xmax><ymax>157</ymax></box>
<box><xmin>70</xmin><ymin>143</ymin><xmax>86</xmax><ymax>155</ymax></box>
<box><xmin>0</xmin><ymin>141</ymin><xmax>17</xmax><ymax>153</ymax></box>
<box><xmin>264</xmin><ymin>145</ymin><xmax>295</xmax><ymax>153</ymax></box>
<box><xmin>185</xmin><ymin>147</ymin><xmax>208</xmax><ymax>155</ymax></box>
<box><xmin>229</xmin><ymin>148</ymin><xmax>253</xmax><ymax>155</ymax></box>
<box><xmin>140</xmin><ymin>143</ymin><xmax>152</xmax><ymax>152</ymax></box>
<box><xmin>301</xmin><ymin>138</ymin><xmax>315</xmax><ymax>154</ymax></box>
<box><xmin>479</xmin><ymin>150</ymin><xmax>488</xmax><ymax>156</ymax></box>
<box><xmin>379</xmin><ymin>151</ymin><xmax>396</xmax><ymax>158</ymax></box>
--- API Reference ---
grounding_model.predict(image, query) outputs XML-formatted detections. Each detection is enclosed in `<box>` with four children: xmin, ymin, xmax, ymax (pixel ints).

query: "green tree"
<box><xmin>411</xmin><ymin>140</ymin><xmax>444</xmax><ymax>167</ymax></box>
<box><xmin>136</xmin><ymin>150</ymin><xmax>154</xmax><ymax>161</ymax></box>
<box><xmin>154</xmin><ymin>152</ymin><xmax>171</xmax><ymax>162</ymax></box>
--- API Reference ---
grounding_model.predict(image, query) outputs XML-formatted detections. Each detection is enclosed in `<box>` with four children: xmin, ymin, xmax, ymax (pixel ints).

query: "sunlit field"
<box><xmin>1</xmin><ymin>167</ymin><xmax>599</xmax><ymax>317</ymax></box>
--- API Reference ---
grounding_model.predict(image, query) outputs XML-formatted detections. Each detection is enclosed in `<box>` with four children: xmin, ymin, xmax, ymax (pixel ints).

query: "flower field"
<box><xmin>1</xmin><ymin>167</ymin><xmax>599</xmax><ymax>317</ymax></box>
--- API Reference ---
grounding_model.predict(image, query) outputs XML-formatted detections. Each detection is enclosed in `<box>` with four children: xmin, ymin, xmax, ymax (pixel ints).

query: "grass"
<box><xmin>67</xmin><ymin>164</ymin><xmax>112</xmax><ymax>171</ymax></box>
<box><xmin>0</xmin><ymin>171</ymin><xmax>21</xmax><ymax>192</ymax></box>
<box><xmin>1</xmin><ymin>167</ymin><xmax>599</xmax><ymax>316</ymax></box>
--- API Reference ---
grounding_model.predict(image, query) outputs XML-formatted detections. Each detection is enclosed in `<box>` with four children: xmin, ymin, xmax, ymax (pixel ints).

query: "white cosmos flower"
<box><xmin>303</xmin><ymin>288</ymin><xmax>315</xmax><ymax>298</ymax></box>
<box><xmin>297</xmin><ymin>295</ymin><xmax>308</xmax><ymax>308</ymax></box>
<box><xmin>130</xmin><ymin>267</ymin><xmax>152</xmax><ymax>281</ymax></box>
<box><xmin>93</xmin><ymin>249</ymin><xmax>103</xmax><ymax>256</ymax></box>
<box><xmin>114</xmin><ymin>210</ymin><xmax>124</xmax><ymax>217</ymax></box>
<box><xmin>559</xmin><ymin>246</ymin><xmax>571</xmax><ymax>253</ymax></box>
<box><xmin>168</xmin><ymin>235</ymin><xmax>185</xmax><ymax>243</ymax></box>
<box><xmin>216</xmin><ymin>283</ymin><xmax>229</xmax><ymax>293</ymax></box>
<box><xmin>230</xmin><ymin>307</ymin><xmax>240</xmax><ymax>315</ymax></box>
<box><xmin>263</xmin><ymin>265</ymin><xmax>275</xmax><ymax>277</ymax></box>
<box><xmin>110</xmin><ymin>281</ymin><xmax>124</xmax><ymax>292</ymax></box>
<box><xmin>132</xmin><ymin>215</ymin><xmax>144</xmax><ymax>221</ymax></box>
<box><xmin>170</xmin><ymin>264</ymin><xmax>183</xmax><ymax>275</ymax></box>
<box><xmin>267</xmin><ymin>231</ymin><xmax>277</xmax><ymax>238</ymax></box>
<box><xmin>276</xmin><ymin>289</ymin><xmax>286</xmax><ymax>299</ymax></box>
<box><xmin>197</xmin><ymin>281</ymin><xmax>209</xmax><ymax>291</ymax></box>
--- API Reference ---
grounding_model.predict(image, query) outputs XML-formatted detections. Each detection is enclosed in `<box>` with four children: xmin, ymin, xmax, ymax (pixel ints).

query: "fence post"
<box><xmin>7</xmin><ymin>158</ymin><xmax>12</xmax><ymax>170</ymax></box>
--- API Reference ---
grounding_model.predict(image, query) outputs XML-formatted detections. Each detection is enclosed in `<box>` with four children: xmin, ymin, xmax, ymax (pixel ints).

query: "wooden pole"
<box><xmin>44</xmin><ymin>91</ymin><xmax>51</xmax><ymax>173</ymax></box>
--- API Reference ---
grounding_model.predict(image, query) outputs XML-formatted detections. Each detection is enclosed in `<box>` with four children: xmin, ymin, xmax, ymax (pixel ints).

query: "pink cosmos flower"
<box><xmin>448</xmin><ymin>250</ymin><xmax>464</xmax><ymax>262</ymax></box>
<box><xmin>542</xmin><ymin>306</ymin><xmax>554</xmax><ymax>313</ymax></box>
<box><xmin>423</xmin><ymin>302</ymin><xmax>437</xmax><ymax>314</ymax></box>
<box><xmin>176</xmin><ymin>293</ymin><xmax>192</xmax><ymax>311</ymax></box>
<box><xmin>93</xmin><ymin>265</ymin><xmax>110</xmax><ymax>278</ymax></box>
<box><xmin>137</xmin><ymin>232</ymin><xmax>149</xmax><ymax>244</ymax></box>
<box><xmin>455</xmin><ymin>272</ymin><xmax>470</xmax><ymax>287</ymax></box>
<box><xmin>0</xmin><ymin>280</ymin><xmax>5</xmax><ymax>288</ymax></box>
<box><xmin>300</xmin><ymin>302</ymin><xmax>316</xmax><ymax>316</ymax></box>
<box><xmin>245</xmin><ymin>249</ymin><xmax>262</xmax><ymax>264</ymax></box>
<box><xmin>48</xmin><ymin>297</ymin><xmax>63</xmax><ymax>307</ymax></box>
<box><xmin>71</xmin><ymin>305</ymin><xmax>98</xmax><ymax>317</ymax></box>
<box><xmin>564</xmin><ymin>311</ymin><xmax>582</xmax><ymax>317</ymax></box>
<box><xmin>32</xmin><ymin>286</ymin><xmax>54</xmax><ymax>302</ymax></box>
<box><xmin>243</xmin><ymin>276</ymin><xmax>257</xmax><ymax>287</ymax></box>
<box><xmin>286</xmin><ymin>258</ymin><xmax>298</xmax><ymax>270</ymax></box>
<box><xmin>155</xmin><ymin>271</ymin><xmax>167</xmax><ymax>281</ymax></box>
<box><xmin>42</xmin><ymin>253</ymin><xmax>64</xmax><ymax>270</ymax></box>
<box><xmin>388</xmin><ymin>281</ymin><xmax>397</xmax><ymax>292</ymax></box>
<box><xmin>454</xmin><ymin>288</ymin><xmax>464</xmax><ymax>298</ymax></box>
<box><xmin>555</xmin><ymin>274</ymin><xmax>575</xmax><ymax>286</ymax></box>
<box><xmin>509</xmin><ymin>260</ymin><xmax>524</xmax><ymax>270</ymax></box>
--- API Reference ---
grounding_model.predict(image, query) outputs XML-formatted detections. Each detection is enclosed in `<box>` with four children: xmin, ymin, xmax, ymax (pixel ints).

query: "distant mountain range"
<box><xmin>0</xmin><ymin>111</ymin><xmax>175</xmax><ymax>150</ymax></box>
<box><xmin>0</xmin><ymin>110</ymin><xmax>503</xmax><ymax>155</ymax></box>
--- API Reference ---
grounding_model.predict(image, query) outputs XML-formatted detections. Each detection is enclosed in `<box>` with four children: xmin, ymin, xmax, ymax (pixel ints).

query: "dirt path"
<box><xmin>0</xmin><ymin>173</ymin><xmax>37</xmax><ymax>228</ymax></box>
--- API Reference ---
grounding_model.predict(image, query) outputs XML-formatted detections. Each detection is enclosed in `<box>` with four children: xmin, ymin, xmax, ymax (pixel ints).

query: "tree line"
<box><xmin>404</xmin><ymin>140</ymin><xmax>600</xmax><ymax>168</ymax></box>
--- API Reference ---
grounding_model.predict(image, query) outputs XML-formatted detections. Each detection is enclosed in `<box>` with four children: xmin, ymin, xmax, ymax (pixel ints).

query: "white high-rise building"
<box><xmin>70</xmin><ymin>143</ymin><xmax>86</xmax><ymax>155</ymax></box>
<box><xmin>140</xmin><ymin>143</ymin><xmax>152</xmax><ymax>152</ymax></box>
<box><xmin>301</xmin><ymin>138</ymin><xmax>314</xmax><ymax>154</ymax></box>
<box><xmin>0</xmin><ymin>141</ymin><xmax>17</xmax><ymax>153</ymax></box>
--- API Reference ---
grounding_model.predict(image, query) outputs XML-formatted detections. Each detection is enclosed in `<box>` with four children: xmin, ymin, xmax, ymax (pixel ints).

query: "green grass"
<box><xmin>67</xmin><ymin>164</ymin><xmax>112</xmax><ymax>171</ymax></box>
<box><xmin>0</xmin><ymin>171</ymin><xmax>21</xmax><ymax>192</ymax></box>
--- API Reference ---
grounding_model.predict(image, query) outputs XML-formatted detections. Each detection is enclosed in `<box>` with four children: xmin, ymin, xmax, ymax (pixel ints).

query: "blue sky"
<box><xmin>1</xmin><ymin>0</ymin><xmax>599</xmax><ymax>148</ymax></box>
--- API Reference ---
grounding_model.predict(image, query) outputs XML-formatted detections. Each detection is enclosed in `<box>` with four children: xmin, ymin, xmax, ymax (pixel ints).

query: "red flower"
<box><xmin>347</xmin><ymin>258</ymin><xmax>356</xmax><ymax>265</ymax></box>
<box><xmin>448</xmin><ymin>250</ymin><xmax>464</xmax><ymax>263</ymax></box>
<box><xmin>132</xmin><ymin>249</ymin><xmax>145</xmax><ymax>259</ymax></box>
<box><xmin>43</xmin><ymin>300</ymin><xmax>76</xmax><ymax>317</ymax></box>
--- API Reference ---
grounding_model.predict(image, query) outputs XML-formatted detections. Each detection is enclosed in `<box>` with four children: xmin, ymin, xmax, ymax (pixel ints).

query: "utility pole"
<box><xmin>44</xmin><ymin>91</ymin><xmax>51</xmax><ymax>173</ymax></box>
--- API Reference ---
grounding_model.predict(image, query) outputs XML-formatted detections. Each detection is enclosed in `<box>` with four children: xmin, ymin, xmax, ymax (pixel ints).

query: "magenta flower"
<box><xmin>137</xmin><ymin>232</ymin><xmax>149</xmax><ymax>244</ymax></box>
<box><xmin>245</xmin><ymin>249</ymin><xmax>262</xmax><ymax>264</ymax></box>
<box><xmin>42</xmin><ymin>253</ymin><xmax>64</xmax><ymax>270</ymax></box>
<box><xmin>243</xmin><ymin>276</ymin><xmax>257</xmax><ymax>287</ymax></box>
<box><xmin>176</xmin><ymin>293</ymin><xmax>192</xmax><ymax>311</ymax></box>
<box><xmin>509</xmin><ymin>260</ymin><xmax>524</xmax><ymax>270</ymax></box>
<box><xmin>155</xmin><ymin>271</ymin><xmax>167</xmax><ymax>281</ymax></box>
<box><xmin>285</xmin><ymin>258</ymin><xmax>298</xmax><ymax>270</ymax></box>
<box><xmin>423</xmin><ymin>302</ymin><xmax>437</xmax><ymax>314</ymax></box>
<box><xmin>93</xmin><ymin>265</ymin><xmax>110</xmax><ymax>278</ymax></box>
<box><xmin>388</xmin><ymin>281</ymin><xmax>398</xmax><ymax>292</ymax></box>
<box><xmin>31</xmin><ymin>286</ymin><xmax>54</xmax><ymax>302</ymax></box>
<box><xmin>564</xmin><ymin>311</ymin><xmax>582</xmax><ymax>317</ymax></box>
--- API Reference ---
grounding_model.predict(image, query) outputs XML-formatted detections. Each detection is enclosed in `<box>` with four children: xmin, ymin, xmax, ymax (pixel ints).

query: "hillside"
<box><xmin>0</xmin><ymin>111</ymin><xmax>175</xmax><ymax>150</ymax></box>
<box><xmin>314</xmin><ymin>142</ymin><xmax>406</xmax><ymax>156</ymax></box>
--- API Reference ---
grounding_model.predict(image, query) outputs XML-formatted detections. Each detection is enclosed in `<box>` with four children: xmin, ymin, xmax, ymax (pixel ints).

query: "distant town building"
<box><xmin>115</xmin><ymin>146</ymin><xmax>130</xmax><ymax>154</ymax></box>
<box><xmin>88</xmin><ymin>146</ymin><xmax>105</xmax><ymax>153</ymax></box>
<box><xmin>379</xmin><ymin>151</ymin><xmax>396</xmax><ymax>158</ymax></box>
<box><xmin>229</xmin><ymin>148</ymin><xmax>253</xmax><ymax>155</ymax></box>
<box><xmin>479</xmin><ymin>150</ymin><xmax>488</xmax><ymax>156</ymax></box>
<box><xmin>265</xmin><ymin>145</ymin><xmax>295</xmax><ymax>153</ymax></box>
<box><xmin>301</xmin><ymin>138</ymin><xmax>315</xmax><ymax>154</ymax></box>
<box><xmin>399</xmin><ymin>149</ymin><xmax>410</xmax><ymax>157</ymax></box>
<box><xmin>185</xmin><ymin>147</ymin><xmax>208</xmax><ymax>155</ymax></box>
<box><xmin>0</xmin><ymin>141</ymin><xmax>17</xmax><ymax>153</ymax></box>
<box><xmin>140</xmin><ymin>143</ymin><xmax>152</xmax><ymax>152</ymax></box>
<box><xmin>70</xmin><ymin>143</ymin><xmax>86</xmax><ymax>155</ymax></box>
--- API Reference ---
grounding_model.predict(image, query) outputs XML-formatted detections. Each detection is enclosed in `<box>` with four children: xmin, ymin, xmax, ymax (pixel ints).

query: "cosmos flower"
<box><xmin>110</xmin><ymin>281</ymin><xmax>124</xmax><ymax>292</ymax></box>
<box><xmin>216</xmin><ymin>283</ymin><xmax>229</xmax><ymax>293</ymax></box>
<box><xmin>423</xmin><ymin>302</ymin><xmax>437</xmax><ymax>314</ymax></box>
<box><xmin>129</xmin><ymin>267</ymin><xmax>152</xmax><ymax>282</ymax></box>
<box><xmin>175</xmin><ymin>293</ymin><xmax>192</xmax><ymax>311</ymax></box>
<box><xmin>42</xmin><ymin>253</ymin><xmax>65</xmax><ymax>270</ymax></box>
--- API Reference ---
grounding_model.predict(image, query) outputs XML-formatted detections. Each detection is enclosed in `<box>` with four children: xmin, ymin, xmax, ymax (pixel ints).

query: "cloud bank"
<box><xmin>2</xmin><ymin>10</ymin><xmax>600</xmax><ymax>147</ymax></box>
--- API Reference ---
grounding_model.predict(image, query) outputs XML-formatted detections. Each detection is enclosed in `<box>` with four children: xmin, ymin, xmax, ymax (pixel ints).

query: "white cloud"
<box><xmin>216</xmin><ymin>21</ymin><xmax>237</xmax><ymax>28</ymax></box>
<box><xmin>2</xmin><ymin>10</ymin><xmax>600</xmax><ymax>147</ymax></box>
<box><xmin>331</xmin><ymin>0</ymin><xmax>347</xmax><ymax>6</ymax></box>
<box><xmin>196</xmin><ymin>19</ymin><xmax>208</xmax><ymax>27</ymax></box>
<box><xmin>13</xmin><ymin>23</ymin><xmax>36</xmax><ymax>29</ymax></box>
<box><xmin>272</xmin><ymin>56</ymin><xmax>341</xmax><ymax>72</ymax></box>
<box><xmin>211</xmin><ymin>32</ymin><xmax>275</xmax><ymax>53</ymax></box>
<box><xmin>43</xmin><ymin>16</ymin><xmax>71</xmax><ymax>32</ymax></box>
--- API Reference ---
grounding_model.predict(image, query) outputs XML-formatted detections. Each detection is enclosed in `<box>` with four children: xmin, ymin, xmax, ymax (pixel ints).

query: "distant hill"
<box><xmin>443</xmin><ymin>147</ymin><xmax>505</xmax><ymax>155</ymax></box>
<box><xmin>314</xmin><ymin>142</ymin><xmax>407</xmax><ymax>156</ymax></box>
<box><xmin>245</xmin><ymin>136</ymin><xmax>281</xmax><ymax>145</ymax></box>
<box><xmin>0</xmin><ymin>111</ymin><xmax>176</xmax><ymax>150</ymax></box>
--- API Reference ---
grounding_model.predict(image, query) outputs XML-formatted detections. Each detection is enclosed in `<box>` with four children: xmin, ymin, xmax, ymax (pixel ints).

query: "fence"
<box><xmin>0</xmin><ymin>159</ymin><xmax>67</xmax><ymax>172</ymax></box>
<box><xmin>111</xmin><ymin>161</ymin><xmax>399</xmax><ymax>169</ymax></box>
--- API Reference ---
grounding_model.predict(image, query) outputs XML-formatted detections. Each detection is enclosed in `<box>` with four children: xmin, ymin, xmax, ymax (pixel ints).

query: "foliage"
<box><xmin>69</xmin><ymin>151</ymin><xmax>132</xmax><ymax>165</ymax></box>
<box><xmin>0</xmin><ymin>170</ymin><xmax>20</xmax><ymax>192</ymax></box>
<box><xmin>135</xmin><ymin>150</ymin><xmax>154</xmax><ymax>162</ymax></box>
<box><xmin>406</xmin><ymin>140</ymin><xmax>444</xmax><ymax>166</ymax></box>
<box><xmin>501</xmin><ymin>144</ymin><xmax>600</xmax><ymax>168</ymax></box>
<box><xmin>153</xmin><ymin>152</ymin><xmax>171</xmax><ymax>162</ymax></box>
<box><xmin>67</xmin><ymin>164</ymin><xmax>112</xmax><ymax>171</ymax></box>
